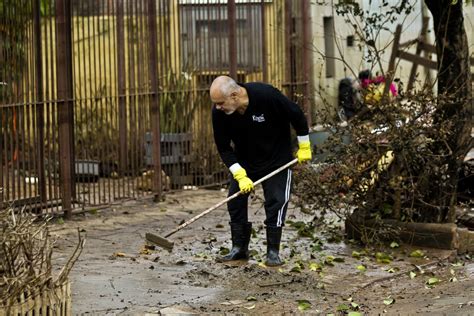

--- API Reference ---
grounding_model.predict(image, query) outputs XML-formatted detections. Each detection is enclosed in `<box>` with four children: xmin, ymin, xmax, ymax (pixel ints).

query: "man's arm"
<box><xmin>212</xmin><ymin>108</ymin><xmax>253</xmax><ymax>192</ymax></box>
<box><xmin>271</xmin><ymin>87</ymin><xmax>312</xmax><ymax>163</ymax></box>
<box><xmin>212</xmin><ymin>109</ymin><xmax>238</xmax><ymax>168</ymax></box>
<box><xmin>271</xmin><ymin>86</ymin><xmax>309</xmax><ymax>136</ymax></box>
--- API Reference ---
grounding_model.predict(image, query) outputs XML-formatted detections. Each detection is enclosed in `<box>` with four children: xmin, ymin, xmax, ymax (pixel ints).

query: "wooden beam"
<box><xmin>345</xmin><ymin>217</ymin><xmax>459</xmax><ymax>250</ymax></box>
<box><xmin>407</xmin><ymin>17</ymin><xmax>429</xmax><ymax>91</ymax></box>
<box><xmin>384</xmin><ymin>25</ymin><xmax>402</xmax><ymax>100</ymax></box>
<box><xmin>398</xmin><ymin>51</ymin><xmax>438</xmax><ymax>70</ymax></box>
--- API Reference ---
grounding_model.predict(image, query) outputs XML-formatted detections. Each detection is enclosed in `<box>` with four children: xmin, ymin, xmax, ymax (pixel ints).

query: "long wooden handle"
<box><xmin>164</xmin><ymin>158</ymin><xmax>298</xmax><ymax>238</ymax></box>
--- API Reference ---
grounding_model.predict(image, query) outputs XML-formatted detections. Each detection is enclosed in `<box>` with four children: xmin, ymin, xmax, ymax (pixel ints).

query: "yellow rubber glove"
<box><xmin>232</xmin><ymin>167</ymin><xmax>254</xmax><ymax>193</ymax></box>
<box><xmin>296</xmin><ymin>140</ymin><xmax>312</xmax><ymax>163</ymax></box>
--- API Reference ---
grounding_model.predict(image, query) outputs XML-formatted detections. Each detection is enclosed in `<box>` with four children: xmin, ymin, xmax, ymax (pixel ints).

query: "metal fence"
<box><xmin>0</xmin><ymin>0</ymin><xmax>312</xmax><ymax>216</ymax></box>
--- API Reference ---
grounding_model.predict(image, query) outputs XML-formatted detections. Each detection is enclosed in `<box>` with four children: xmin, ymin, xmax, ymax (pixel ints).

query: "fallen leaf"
<box><xmin>426</xmin><ymin>277</ymin><xmax>440</xmax><ymax>285</ymax></box>
<box><xmin>375</xmin><ymin>252</ymin><xmax>392</xmax><ymax>264</ymax></box>
<box><xmin>246</xmin><ymin>296</ymin><xmax>257</xmax><ymax>301</ymax></box>
<box><xmin>309</xmin><ymin>262</ymin><xmax>322</xmax><ymax>271</ymax></box>
<box><xmin>337</xmin><ymin>304</ymin><xmax>349</xmax><ymax>311</ymax></box>
<box><xmin>383</xmin><ymin>297</ymin><xmax>395</xmax><ymax>305</ymax></box>
<box><xmin>409</xmin><ymin>271</ymin><xmax>416</xmax><ymax>279</ymax></box>
<box><xmin>244</xmin><ymin>304</ymin><xmax>256</xmax><ymax>310</ymax></box>
<box><xmin>140</xmin><ymin>248</ymin><xmax>152</xmax><ymax>255</ymax></box>
<box><xmin>348</xmin><ymin>312</ymin><xmax>362</xmax><ymax>316</ymax></box>
<box><xmin>390</xmin><ymin>241</ymin><xmax>399</xmax><ymax>248</ymax></box>
<box><xmin>352</xmin><ymin>251</ymin><xmax>361</xmax><ymax>259</ymax></box>
<box><xmin>356</xmin><ymin>265</ymin><xmax>366</xmax><ymax>272</ymax></box>
<box><xmin>219</xmin><ymin>247</ymin><xmax>230</xmax><ymax>255</ymax></box>
<box><xmin>409</xmin><ymin>250</ymin><xmax>424</xmax><ymax>258</ymax></box>
<box><xmin>325</xmin><ymin>256</ymin><xmax>335</xmax><ymax>266</ymax></box>
<box><xmin>297</xmin><ymin>300</ymin><xmax>311</xmax><ymax>311</ymax></box>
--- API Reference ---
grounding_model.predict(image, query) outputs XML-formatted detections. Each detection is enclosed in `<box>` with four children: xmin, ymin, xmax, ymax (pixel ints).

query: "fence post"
<box><xmin>34</xmin><ymin>0</ymin><xmax>47</xmax><ymax>205</ymax></box>
<box><xmin>56</xmin><ymin>0</ymin><xmax>74</xmax><ymax>218</ymax></box>
<box><xmin>116</xmin><ymin>0</ymin><xmax>128</xmax><ymax>175</ymax></box>
<box><xmin>228</xmin><ymin>0</ymin><xmax>237</xmax><ymax>79</ymax></box>
<box><xmin>261</xmin><ymin>0</ymin><xmax>267</xmax><ymax>82</ymax></box>
<box><xmin>302</xmin><ymin>0</ymin><xmax>312</xmax><ymax>127</ymax></box>
<box><xmin>284</xmin><ymin>0</ymin><xmax>294</xmax><ymax>99</ymax></box>
<box><xmin>147</xmin><ymin>0</ymin><xmax>162</xmax><ymax>201</ymax></box>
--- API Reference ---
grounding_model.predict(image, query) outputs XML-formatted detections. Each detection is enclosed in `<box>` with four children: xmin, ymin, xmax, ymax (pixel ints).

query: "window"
<box><xmin>323</xmin><ymin>17</ymin><xmax>335</xmax><ymax>78</ymax></box>
<box><xmin>347</xmin><ymin>35</ymin><xmax>354</xmax><ymax>47</ymax></box>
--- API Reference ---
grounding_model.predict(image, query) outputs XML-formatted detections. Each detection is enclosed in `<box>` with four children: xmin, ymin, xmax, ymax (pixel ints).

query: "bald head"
<box><xmin>210</xmin><ymin>76</ymin><xmax>248</xmax><ymax>115</ymax></box>
<box><xmin>210</xmin><ymin>76</ymin><xmax>240</xmax><ymax>100</ymax></box>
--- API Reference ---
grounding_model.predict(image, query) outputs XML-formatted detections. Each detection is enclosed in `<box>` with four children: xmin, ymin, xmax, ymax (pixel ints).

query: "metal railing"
<box><xmin>0</xmin><ymin>0</ymin><xmax>313</xmax><ymax>216</ymax></box>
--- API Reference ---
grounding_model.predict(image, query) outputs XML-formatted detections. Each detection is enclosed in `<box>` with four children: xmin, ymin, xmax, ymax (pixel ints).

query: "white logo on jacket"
<box><xmin>252</xmin><ymin>114</ymin><xmax>265</xmax><ymax>122</ymax></box>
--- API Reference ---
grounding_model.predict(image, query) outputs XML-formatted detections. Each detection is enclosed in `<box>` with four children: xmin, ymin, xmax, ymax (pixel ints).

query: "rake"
<box><xmin>145</xmin><ymin>158</ymin><xmax>298</xmax><ymax>251</ymax></box>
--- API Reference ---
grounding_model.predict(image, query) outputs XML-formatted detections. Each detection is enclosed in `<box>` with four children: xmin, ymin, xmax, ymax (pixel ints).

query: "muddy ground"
<box><xmin>50</xmin><ymin>188</ymin><xmax>473</xmax><ymax>315</ymax></box>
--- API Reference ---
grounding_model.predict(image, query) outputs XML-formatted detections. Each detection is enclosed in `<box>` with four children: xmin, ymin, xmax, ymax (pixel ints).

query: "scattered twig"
<box><xmin>0</xmin><ymin>207</ymin><xmax>85</xmax><ymax>305</ymax></box>
<box><xmin>258</xmin><ymin>280</ymin><xmax>293</xmax><ymax>287</ymax></box>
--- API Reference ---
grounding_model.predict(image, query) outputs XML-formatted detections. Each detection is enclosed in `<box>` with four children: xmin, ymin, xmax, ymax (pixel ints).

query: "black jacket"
<box><xmin>212</xmin><ymin>82</ymin><xmax>309</xmax><ymax>179</ymax></box>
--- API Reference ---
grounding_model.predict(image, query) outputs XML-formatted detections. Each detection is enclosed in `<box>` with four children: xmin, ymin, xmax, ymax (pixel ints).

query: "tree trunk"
<box><xmin>422</xmin><ymin>0</ymin><xmax>473</xmax><ymax>222</ymax></box>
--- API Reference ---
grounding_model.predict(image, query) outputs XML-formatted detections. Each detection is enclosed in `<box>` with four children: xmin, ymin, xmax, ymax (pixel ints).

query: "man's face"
<box><xmin>212</xmin><ymin>92</ymin><xmax>238</xmax><ymax>115</ymax></box>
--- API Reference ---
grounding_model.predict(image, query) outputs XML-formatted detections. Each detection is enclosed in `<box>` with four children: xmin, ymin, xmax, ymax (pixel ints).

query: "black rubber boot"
<box><xmin>265</xmin><ymin>226</ymin><xmax>283</xmax><ymax>266</ymax></box>
<box><xmin>218</xmin><ymin>222</ymin><xmax>252</xmax><ymax>262</ymax></box>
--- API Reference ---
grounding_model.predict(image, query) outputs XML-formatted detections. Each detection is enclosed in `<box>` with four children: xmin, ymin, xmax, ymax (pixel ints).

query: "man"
<box><xmin>210</xmin><ymin>76</ymin><xmax>312</xmax><ymax>266</ymax></box>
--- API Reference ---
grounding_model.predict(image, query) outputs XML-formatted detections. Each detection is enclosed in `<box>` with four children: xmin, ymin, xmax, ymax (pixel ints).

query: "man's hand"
<box><xmin>232</xmin><ymin>167</ymin><xmax>254</xmax><ymax>193</ymax></box>
<box><xmin>296</xmin><ymin>140</ymin><xmax>312</xmax><ymax>163</ymax></box>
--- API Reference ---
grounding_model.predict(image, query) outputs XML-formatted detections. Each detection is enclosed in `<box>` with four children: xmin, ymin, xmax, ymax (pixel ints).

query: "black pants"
<box><xmin>227</xmin><ymin>168</ymin><xmax>292</xmax><ymax>227</ymax></box>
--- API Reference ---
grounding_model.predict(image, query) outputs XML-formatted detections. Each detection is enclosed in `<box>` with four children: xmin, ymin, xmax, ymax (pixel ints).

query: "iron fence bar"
<box><xmin>44</xmin><ymin>6</ymin><xmax>52</xmax><ymax>211</ymax></box>
<box><xmin>92</xmin><ymin>2</ymin><xmax>100</xmax><ymax>204</ymax></box>
<box><xmin>261</xmin><ymin>0</ymin><xmax>267</xmax><ymax>82</ymax></box>
<box><xmin>302</xmin><ymin>0</ymin><xmax>312</xmax><ymax>127</ymax></box>
<box><xmin>56</xmin><ymin>0</ymin><xmax>74</xmax><ymax>218</ymax></box>
<box><xmin>0</xmin><ymin>92</ymin><xmax>166</xmax><ymax>108</ymax></box>
<box><xmin>125</xmin><ymin>0</ymin><xmax>134</xmax><ymax>197</ymax></box>
<box><xmin>148</xmin><ymin>0</ymin><xmax>162</xmax><ymax>200</ymax></box>
<box><xmin>284</xmin><ymin>0</ymin><xmax>293</xmax><ymax>99</ymax></box>
<box><xmin>136</xmin><ymin>0</ymin><xmax>146</xmax><ymax>194</ymax></box>
<box><xmin>206</xmin><ymin>0</ymin><xmax>213</xmax><ymax>78</ymax></box>
<box><xmin>27</xmin><ymin>14</ymin><xmax>36</xmax><ymax>208</ymax></box>
<box><xmin>228</xmin><ymin>0</ymin><xmax>237</xmax><ymax>78</ymax></box>
<box><xmin>116</xmin><ymin>0</ymin><xmax>127</xmax><ymax>177</ymax></box>
<box><xmin>34</xmin><ymin>0</ymin><xmax>47</xmax><ymax>206</ymax></box>
<box><xmin>106</xmin><ymin>0</ymin><xmax>114</xmax><ymax>203</ymax></box>
<box><xmin>75</xmin><ymin>0</ymin><xmax>83</xmax><ymax>206</ymax></box>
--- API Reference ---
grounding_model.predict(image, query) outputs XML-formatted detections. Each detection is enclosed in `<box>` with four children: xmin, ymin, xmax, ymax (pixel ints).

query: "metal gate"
<box><xmin>0</xmin><ymin>0</ymin><xmax>312</xmax><ymax>216</ymax></box>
